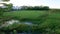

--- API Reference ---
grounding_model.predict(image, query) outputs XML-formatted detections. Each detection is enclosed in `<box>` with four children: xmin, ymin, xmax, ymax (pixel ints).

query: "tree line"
<box><xmin>22</xmin><ymin>6</ymin><xmax>49</xmax><ymax>10</ymax></box>
<box><xmin>12</xmin><ymin>6</ymin><xmax>50</xmax><ymax>11</ymax></box>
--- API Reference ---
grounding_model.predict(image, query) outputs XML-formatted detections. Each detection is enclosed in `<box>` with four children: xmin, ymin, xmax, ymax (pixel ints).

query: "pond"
<box><xmin>6</xmin><ymin>19</ymin><xmax>33</xmax><ymax>25</ymax></box>
<box><xmin>0</xmin><ymin>19</ymin><xmax>41</xmax><ymax>34</ymax></box>
<box><xmin>0</xmin><ymin>19</ymin><xmax>40</xmax><ymax>29</ymax></box>
<box><xmin>0</xmin><ymin>19</ymin><xmax>33</xmax><ymax>28</ymax></box>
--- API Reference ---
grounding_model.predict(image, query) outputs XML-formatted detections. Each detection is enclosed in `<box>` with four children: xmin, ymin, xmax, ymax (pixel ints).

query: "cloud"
<box><xmin>9</xmin><ymin>0</ymin><xmax>60</xmax><ymax>8</ymax></box>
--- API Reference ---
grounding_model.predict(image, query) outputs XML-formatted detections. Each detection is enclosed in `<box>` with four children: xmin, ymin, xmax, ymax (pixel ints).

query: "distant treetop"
<box><xmin>2</xmin><ymin>0</ymin><xmax>10</xmax><ymax>1</ymax></box>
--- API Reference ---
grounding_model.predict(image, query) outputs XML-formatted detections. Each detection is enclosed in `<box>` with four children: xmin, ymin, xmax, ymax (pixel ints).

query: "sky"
<box><xmin>0</xmin><ymin>0</ymin><xmax>60</xmax><ymax>8</ymax></box>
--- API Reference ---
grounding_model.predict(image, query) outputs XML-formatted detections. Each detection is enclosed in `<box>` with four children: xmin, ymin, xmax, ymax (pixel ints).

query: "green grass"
<box><xmin>3</xmin><ymin>10</ymin><xmax>48</xmax><ymax>19</ymax></box>
<box><xmin>2</xmin><ymin>10</ymin><xmax>60</xmax><ymax>34</ymax></box>
<box><xmin>3</xmin><ymin>10</ymin><xmax>48</xmax><ymax>24</ymax></box>
<box><xmin>3</xmin><ymin>10</ymin><xmax>60</xmax><ymax>23</ymax></box>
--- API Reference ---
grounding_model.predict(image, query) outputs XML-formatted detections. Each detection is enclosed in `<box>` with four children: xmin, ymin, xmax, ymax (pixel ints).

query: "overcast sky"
<box><xmin>0</xmin><ymin>0</ymin><xmax>60</xmax><ymax>8</ymax></box>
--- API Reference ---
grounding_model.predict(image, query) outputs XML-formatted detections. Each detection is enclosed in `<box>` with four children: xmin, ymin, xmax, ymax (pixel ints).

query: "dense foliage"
<box><xmin>25</xmin><ymin>6</ymin><xmax>49</xmax><ymax>10</ymax></box>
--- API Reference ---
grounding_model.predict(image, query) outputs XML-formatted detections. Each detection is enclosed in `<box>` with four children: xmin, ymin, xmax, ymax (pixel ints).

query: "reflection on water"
<box><xmin>6</xmin><ymin>20</ymin><xmax>20</xmax><ymax>25</ymax></box>
<box><xmin>6</xmin><ymin>20</ymin><xmax>38</xmax><ymax>26</ymax></box>
<box><xmin>0</xmin><ymin>19</ymin><xmax>33</xmax><ymax>28</ymax></box>
<box><xmin>6</xmin><ymin>19</ymin><xmax>33</xmax><ymax>25</ymax></box>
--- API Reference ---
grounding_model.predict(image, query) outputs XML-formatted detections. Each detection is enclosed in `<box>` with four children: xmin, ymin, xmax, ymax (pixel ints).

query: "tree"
<box><xmin>0</xmin><ymin>0</ymin><xmax>9</xmax><ymax>15</ymax></box>
<box><xmin>43</xmin><ymin>6</ymin><xmax>49</xmax><ymax>10</ymax></box>
<box><xmin>2</xmin><ymin>0</ymin><xmax>10</xmax><ymax>1</ymax></box>
<box><xmin>3</xmin><ymin>3</ymin><xmax>13</xmax><ymax>12</ymax></box>
<box><xmin>0</xmin><ymin>0</ymin><xmax>13</xmax><ymax>26</ymax></box>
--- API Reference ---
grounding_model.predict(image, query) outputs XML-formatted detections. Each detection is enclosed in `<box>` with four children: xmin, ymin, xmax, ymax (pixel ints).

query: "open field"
<box><xmin>3</xmin><ymin>10</ymin><xmax>60</xmax><ymax>24</ymax></box>
<box><xmin>3</xmin><ymin>10</ymin><xmax>49</xmax><ymax>24</ymax></box>
<box><xmin>3</xmin><ymin>10</ymin><xmax>60</xmax><ymax>21</ymax></box>
<box><xmin>1</xmin><ymin>10</ymin><xmax>60</xmax><ymax>34</ymax></box>
<box><xmin>3</xmin><ymin>10</ymin><xmax>48</xmax><ymax>19</ymax></box>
